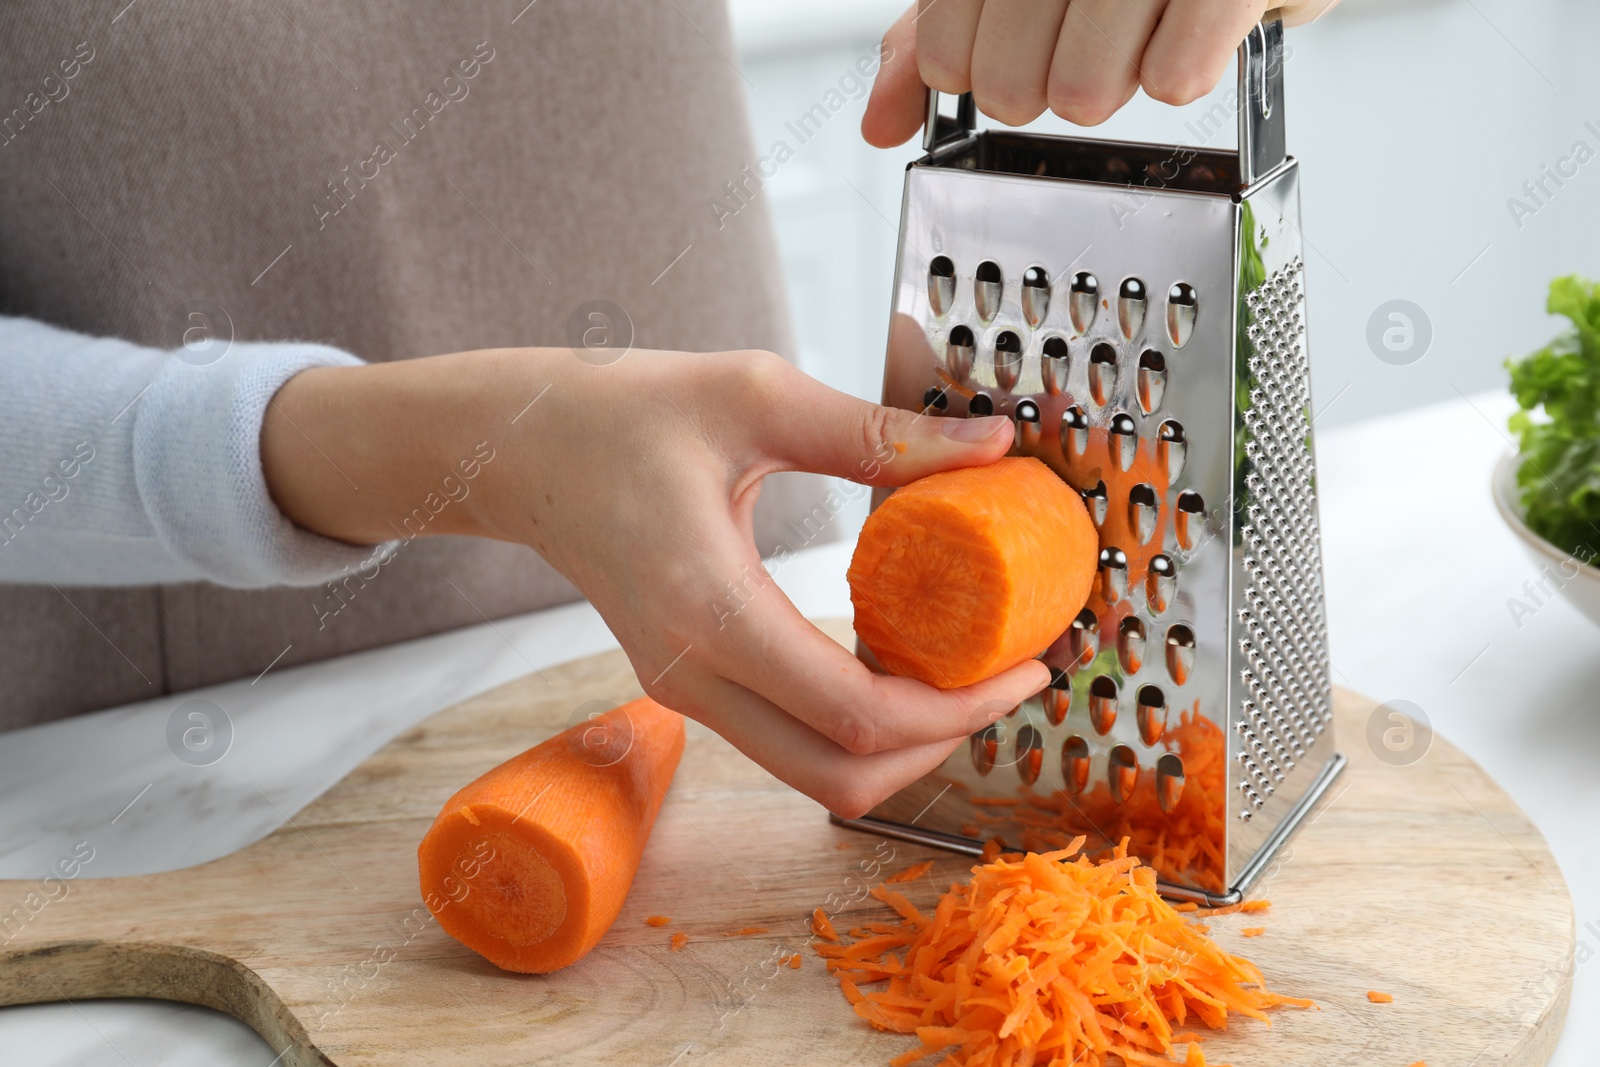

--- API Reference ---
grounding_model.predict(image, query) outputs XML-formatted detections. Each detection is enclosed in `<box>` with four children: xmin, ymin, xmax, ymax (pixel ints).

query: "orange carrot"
<box><xmin>817</xmin><ymin>839</ymin><xmax>1311</xmax><ymax>1067</ymax></box>
<box><xmin>812</xmin><ymin>907</ymin><xmax>841</xmax><ymax>943</ymax></box>
<box><xmin>1367</xmin><ymin>991</ymin><xmax>1394</xmax><ymax>1003</ymax></box>
<box><xmin>645</xmin><ymin>915</ymin><xmax>672</xmax><ymax>927</ymax></box>
<box><xmin>1241</xmin><ymin>927</ymin><xmax>1266</xmax><ymax>938</ymax></box>
<box><xmin>883</xmin><ymin>860</ymin><xmax>934</xmax><ymax>884</ymax></box>
<box><xmin>789</xmin><ymin>953</ymin><xmax>803</xmax><ymax>970</ymax></box>
<box><xmin>670</xmin><ymin>932</ymin><xmax>688</xmax><ymax>951</ymax></box>
<box><xmin>416</xmin><ymin>696</ymin><xmax>685</xmax><ymax>974</ymax></box>
<box><xmin>849</xmin><ymin>457</ymin><xmax>1097</xmax><ymax>688</ymax></box>
<box><xmin>732</xmin><ymin>926</ymin><xmax>769</xmax><ymax>936</ymax></box>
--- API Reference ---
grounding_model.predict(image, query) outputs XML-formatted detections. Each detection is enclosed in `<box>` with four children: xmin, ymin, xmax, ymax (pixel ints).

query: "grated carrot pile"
<box><xmin>815</xmin><ymin>838</ymin><xmax>1311</xmax><ymax>1067</ymax></box>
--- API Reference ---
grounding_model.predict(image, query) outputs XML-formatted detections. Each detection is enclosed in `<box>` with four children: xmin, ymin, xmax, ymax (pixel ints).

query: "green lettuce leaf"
<box><xmin>1505</xmin><ymin>275</ymin><xmax>1600</xmax><ymax>558</ymax></box>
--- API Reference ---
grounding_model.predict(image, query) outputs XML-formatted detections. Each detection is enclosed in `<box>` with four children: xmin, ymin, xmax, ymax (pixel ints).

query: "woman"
<box><xmin>0</xmin><ymin>0</ymin><xmax>1335</xmax><ymax>815</ymax></box>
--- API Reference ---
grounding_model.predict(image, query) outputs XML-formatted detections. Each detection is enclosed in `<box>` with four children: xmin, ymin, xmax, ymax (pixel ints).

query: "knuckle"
<box><xmin>1141</xmin><ymin>67</ymin><xmax>1208</xmax><ymax>107</ymax></box>
<box><xmin>830</xmin><ymin>711</ymin><xmax>880</xmax><ymax>757</ymax></box>
<box><xmin>971</xmin><ymin>72</ymin><xmax>1046</xmax><ymax>128</ymax></box>
<box><xmin>1048</xmin><ymin>78</ymin><xmax>1121</xmax><ymax>128</ymax></box>
<box><xmin>918</xmin><ymin>50</ymin><xmax>970</xmax><ymax>95</ymax></box>
<box><xmin>820</xmin><ymin>779</ymin><xmax>881</xmax><ymax>821</ymax></box>
<box><xmin>859</xmin><ymin>404</ymin><xmax>900</xmax><ymax>471</ymax></box>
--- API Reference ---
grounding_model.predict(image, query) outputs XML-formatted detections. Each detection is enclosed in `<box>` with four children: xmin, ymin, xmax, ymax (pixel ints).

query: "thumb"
<box><xmin>755</xmin><ymin>366</ymin><xmax>1014</xmax><ymax>487</ymax></box>
<box><xmin>861</xmin><ymin>4</ymin><xmax>926</xmax><ymax>149</ymax></box>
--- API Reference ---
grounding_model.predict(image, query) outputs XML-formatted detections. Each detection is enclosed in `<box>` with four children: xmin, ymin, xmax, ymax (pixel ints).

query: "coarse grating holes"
<box><xmin>946</xmin><ymin>324</ymin><xmax>974</xmax><ymax>381</ymax></box>
<box><xmin>1022</xmin><ymin>266</ymin><xmax>1050</xmax><ymax>326</ymax></box>
<box><xmin>1069</xmin><ymin>272</ymin><xmax>1099</xmax><ymax>333</ymax></box>
<box><xmin>1234</xmin><ymin>258</ymin><xmax>1331</xmax><ymax>815</ymax></box>
<box><xmin>928</xmin><ymin>256</ymin><xmax>955</xmax><ymax>316</ymax></box>
<box><xmin>975</xmin><ymin>261</ymin><xmax>1003</xmax><ymax>322</ymax></box>
<box><xmin>1042</xmin><ymin>335</ymin><xmax>1070</xmax><ymax>394</ymax></box>
<box><xmin>994</xmin><ymin>330</ymin><xmax>1024</xmax><ymax>391</ymax></box>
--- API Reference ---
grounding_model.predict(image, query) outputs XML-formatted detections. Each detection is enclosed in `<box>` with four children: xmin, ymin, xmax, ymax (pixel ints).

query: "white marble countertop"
<box><xmin>2</xmin><ymin>390</ymin><xmax>1596</xmax><ymax>1065</ymax></box>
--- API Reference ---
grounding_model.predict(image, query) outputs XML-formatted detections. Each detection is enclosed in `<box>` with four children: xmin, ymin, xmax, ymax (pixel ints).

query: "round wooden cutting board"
<box><xmin>0</xmin><ymin>620</ymin><xmax>1573</xmax><ymax>1067</ymax></box>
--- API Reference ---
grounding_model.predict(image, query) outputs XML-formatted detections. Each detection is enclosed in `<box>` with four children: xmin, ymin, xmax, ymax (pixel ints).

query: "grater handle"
<box><xmin>922</xmin><ymin>12</ymin><xmax>1288</xmax><ymax>185</ymax></box>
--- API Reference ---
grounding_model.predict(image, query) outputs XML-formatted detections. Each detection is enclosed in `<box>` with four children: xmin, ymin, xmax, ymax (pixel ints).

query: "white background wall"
<box><xmin>728</xmin><ymin>0</ymin><xmax>1600</xmax><ymax>430</ymax></box>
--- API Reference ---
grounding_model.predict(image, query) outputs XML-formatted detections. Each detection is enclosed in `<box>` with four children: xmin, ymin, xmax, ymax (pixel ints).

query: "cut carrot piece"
<box><xmin>732</xmin><ymin>926</ymin><xmax>769</xmax><ymax>936</ymax></box>
<box><xmin>670</xmin><ymin>932</ymin><xmax>689</xmax><ymax>951</ymax></box>
<box><xmin>884</xmin><ymin>860</ymin><xmax>935</xmax><ymax>884</ymax></box>
<box><xmin>1241</xmin><ymin>927</ymin><xmax>1266</xmax><ymax>938</ymax></box>
<box><xmin>815</xmin><ymin>839</ymin><xmax>1310</xmax><ymax>1067</ymax></box>
<box><xmin>789</xmin><ymin>953</ymin><xmax>803</xmax><ymax>970</ymax></box>
<box><xmin>848</xmin><ymin>457</ymin><xmax>1097</xmax><ymax>688</ymax></box>
<box><xmin>645</xmin><ymin>915</ymin><xmax>672</xmax><ymax>927</ymax></box>
<box><xmin>813</xmin><ymin>907</ymin><xmax>841</xmax><ymax>943</ymax></box>
<box><xmin>416</xmin><ymin>696</ymin><xmax>685</xmax><ymax>974</ymax></box>
<box><xmin>1367</xmin><ymin>990</ymin><xmax>1394</xmax><ymax>1003</ymax></box>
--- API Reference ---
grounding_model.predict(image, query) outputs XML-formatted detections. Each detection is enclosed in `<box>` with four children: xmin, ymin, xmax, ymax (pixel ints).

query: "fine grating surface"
<box><xmin>1236</xmin><ymin>257</ymin><xmax>1333</xmax><ymax>816</ymax></box>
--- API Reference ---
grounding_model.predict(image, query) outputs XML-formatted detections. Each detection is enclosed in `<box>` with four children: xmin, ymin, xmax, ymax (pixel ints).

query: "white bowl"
<box><xmin>1491</xmin><ymin>451</ymin><xmax>1600</xmax><ymax>626</ymax></box>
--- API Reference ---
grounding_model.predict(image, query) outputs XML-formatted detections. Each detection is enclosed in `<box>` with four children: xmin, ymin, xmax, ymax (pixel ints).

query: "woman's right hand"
<box><xmin>261</xmin><ymin>345</ymin><xmax>1050</xmax><ymax>817</ymax></box>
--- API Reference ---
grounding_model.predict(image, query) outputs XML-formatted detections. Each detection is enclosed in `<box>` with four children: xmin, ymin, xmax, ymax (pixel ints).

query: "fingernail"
<box><xmin>942</xmin><ymin>415</ymin><xmax>1010</xmax><ymax>442</ymax></box>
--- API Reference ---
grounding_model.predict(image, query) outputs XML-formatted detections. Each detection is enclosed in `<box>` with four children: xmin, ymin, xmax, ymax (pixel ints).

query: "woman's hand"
<box><xmin>862</xmin><ymin>0</ymin><xmax>1340</xmax><ymax>148</ymax></box>
<box><xmin>261</xmin><ymin>347</ymin><xmax>1051</xmax><ymax>817</ymax></box>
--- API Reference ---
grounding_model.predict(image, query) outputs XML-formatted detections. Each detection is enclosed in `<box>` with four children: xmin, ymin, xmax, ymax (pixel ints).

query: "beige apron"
<box><xmin>0</xmin><ymin>1</ymin><xmax>812</xmax><ymax>730</ymax></box>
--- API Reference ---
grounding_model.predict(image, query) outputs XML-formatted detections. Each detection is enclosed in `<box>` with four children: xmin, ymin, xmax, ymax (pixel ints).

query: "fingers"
<box><xmin>744</xmin><ymin>358</ymin><xmax>1013</xmax><ymax>487</ymax></box>
<box><xmin>710</xmin><ymin>579</ymin><xmax>1052</xmax><ymax>756</ymax></box>
<box><xmin>861</xmin><ymin>4</ymin><xmax>927</xmax><ymax>148</ymax></box>
<box><xmin>1141</xmin><ymin>0</ymin><xmax>1267</xmax><ymax>107</ymax></box>
<box><xmin>916</xmin><ymin>0</ymin><xmax>985</xmax><ymax>96</ymax></box>
<box><xmin>1048</xmin><ymin>0</ymin><xmax>1167</xmax><ymax>126</ymax></box>
<box><xmin>648</xmin><ymin>658</ymin><xmax>971</xmax><ymax>819</ymax></box>
<box><xmin>969</xmin><ymin>0</ymin><xmax>1069</xmax><ymax>126</ymax></box>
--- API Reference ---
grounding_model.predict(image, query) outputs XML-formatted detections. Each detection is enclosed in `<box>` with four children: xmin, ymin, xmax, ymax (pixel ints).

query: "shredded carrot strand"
<box><xmin>669</xmin><ymin>932</ymin><xmax>688</xmax><ymax>951</ymax></box>
<box><xmin>1241</xmin><ymin>927</ymin><xmax>1266</xmax><ymax>938</ymax></box>
<box><xmin>645</xmin><ymin>915</ymin><xmax>671</xmax><ymax>927</ymax></box>
<box><xmin>885</xmin><ymin>860</ymin><xmax>936</xmax><ymax>884</ymax></box>
<box><xmin>813</xmin><ymin>907</ymin><xmax>841</xmax><ymax>943</ymax></box>
<box><xmin>815</xmin><ymin>839</ymin><xmax>1310</xmax><ymax>1067</ymax></box>
<box><xmin>1367</xmin><ymin>991</ymin><xmax>1394</xmax><ymax>1003</ymax></box>
<box><xmin>732</xmin><ymin>926</ymin><xmax>769</xmax><ymax>936</ymax></box>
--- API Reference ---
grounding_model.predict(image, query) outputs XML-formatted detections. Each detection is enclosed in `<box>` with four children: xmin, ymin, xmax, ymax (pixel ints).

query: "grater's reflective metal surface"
<box><xmin>836</xmin><ymin>17</ymin><xmax>1345</xmax><ymax>905</ymax></box>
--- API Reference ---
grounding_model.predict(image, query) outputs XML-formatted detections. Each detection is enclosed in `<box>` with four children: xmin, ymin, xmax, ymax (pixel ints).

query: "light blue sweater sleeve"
<box><xmin>0</xmin><ymin>315</ymin><xmax>390</xmax><ymax>587</ymax></box>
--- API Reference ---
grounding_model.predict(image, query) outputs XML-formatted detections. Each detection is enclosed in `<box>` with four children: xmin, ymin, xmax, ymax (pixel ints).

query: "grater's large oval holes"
<box><xmin>1128</xmin><ymin>482</ymin><xmax>1159</xmax><ymax>545</ymax></box>
<box><xmin>922</xmin><ymin>387</ymin><xmax>949</xmax><ymax>412</ymax></box>
<box><xmin>1098</xmin><ymin>545</ymin><xmax>1128</xmax><ymax>601</ymax></box>
<box><xmin>1066</xmin><ymin>607</ymin><xmax>1099</xmax><ymax>669</ymax></box>
<box><xmin>1041</xmin><ymin>335</ymin><xmax>1070</xmax><ymax>395</ymax></box>
<box><xmin>1158</xmin><ymin>419</ymin><xmax>1187</xmax><ymax>483</ymax></box>
<box><xmin>969</xmin><ymin>391</ymin><xmax>994</xmax><ymax>417</ymax></box>
<box><xmin>1089</xmin><ymin>674</ymin><xmax>1119</xmax><ymax>734</ymax></box>
<box><xmin>1117</xmin><ymin>615</ymin><xmax>1145</xmax><ymax>673</ymax></box>
<box><xmin>1042</xmin><ymin>674</ymin><xmax>1071</xmax><ymax>725</ymax></box>
<box><xmin>1069</xmin><ymin>272</ymin><xmax>1100</xmax><ymax>334</ymax></box>
<box><xmin>946</xmin><ymin>324</ymin><xmax>975</xmax><ymax>381</ymax></box>
<box><xmin>1136</xmin><ymin>349</ymin><xmax>1167</xmax><ymax>414</ymax></box>
<box><xmin>1014</xmin><ymin>398</ymin><xmax>1040</xmax><ymax>449</ymax></box>
<box><xmin>975</xmin><ymin>261</ymin><xmax>1003</xmax><ymax>323</ymax></box>
<box><xmin>994</xmin><ymin>330</ymin><xmax>1023</xmax><ymax>391</ymax></box>
<box><xmin>1061</xmin><ymin>735</ymin><xmax>1091</xmax><ymax>795</ymax></box>
<box><xmin>1147</xmin><ymin>554</ymin><xmax>1177</xmax><ymax>613</ymax></box>
<box><xmin>971</xmin><ymin>722</ymin><xmax>1001</xmax><ymax>776</ymax></box>
<box><xmin>1108</xmin><ymin>745</ymin><xmax>1139</xmax><ymax>803</ymax></box>
<box><xmin>1081</xmin><ymin>479</ymin><xmax>1108</xmax><ymax>529</ymax></box>
<box><xmin>928</xmin><ymin>256</ymin><xmax>956</xmax><ymax>316</ymax></box>
<box><xmin>1175</xmin><ymin>490</ymin><xmax>1204</xmax><ymax>550</ymax></box>
<box><xmin>1060</xmin><ymin>404</ymin><xmax>1089</xmax><ymax>458</ymax></box>
<box><xmin>1165</xmin><ymin>624</ymin><xmax>1195</xmax><ymax>685</ymax></box>
<box><xmin>1156</xmin><ymin>753</ymin><xmax>1186</xmax><ymax>813</ymax></box>
<box><xmin>1021</xmin><ymin>266</ymin><xmax>1050</xmax><ymax>327</ymax></box>
<box><xmin>1109</xmin><ymin>412</ymin><xmax>1138</xmax><ymax>472</ymax></box>
<box><xmin>1136</xmin><ymin>684</ymin><xmax>1168</xmax><ymax>745</ymax></box>
<box><xmin>1166</xmin><ymin>282</ymin><xmax>1197</xmax><ymax>349</ymax></box>
<box><xmin>1088</xmin><ymin>342</ymin><xmax>1118</xmax><ymax>406</ymax></box>
<box><xmin>1118</xmin><ymin>277</ymin><xmax>1147</xmax><ymax>340</ymax></box>
<box><xmin>1015</xmin><ymin>723</ymin><xmax>1044</xmax><ymax>785</ymax></box>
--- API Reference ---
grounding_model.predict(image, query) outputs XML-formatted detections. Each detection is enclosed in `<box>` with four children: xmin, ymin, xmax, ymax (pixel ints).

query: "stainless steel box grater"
<box><xmin>836</xmin><ymin>17</ymin><xmax>1345</xmax><ymax>905</ymax></box>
